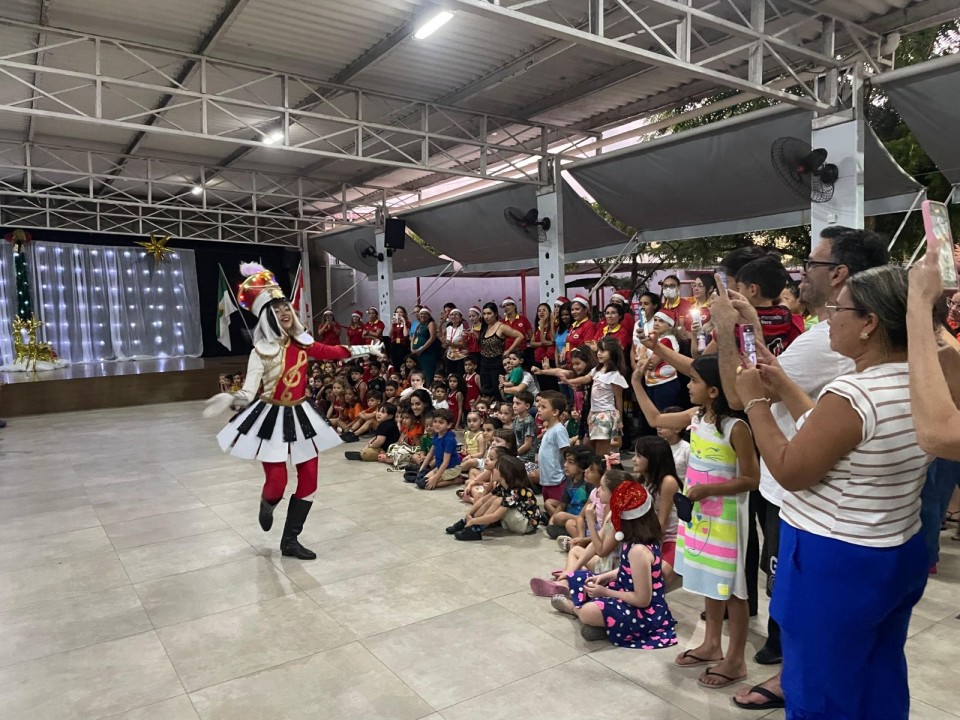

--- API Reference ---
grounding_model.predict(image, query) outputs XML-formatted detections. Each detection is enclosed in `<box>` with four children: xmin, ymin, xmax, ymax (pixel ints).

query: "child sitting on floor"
<box><xmin>412</xmin><ymin>409</ymin><xmax>461</xmax><ymax>490</ymax></box>
<box><xmin>530</xmin><ymin>467</ymin><xmax>628</xmax><ymax>597</ymax></box>
<box><xmin>544</xmin><ymin>448</ymin><xmax>591</xmax><ymax>540</ymax></box>
<box><xmin>342</xmin><ymin>392</ymin><xmax>382</xmax><ymax>442</ymax></box>
<box><xmin>551</xmin><ymin>479</ymin><xmax>678</xmax><ymax>648</ymax></box>
<box><xmin>346</xmin><ymin>405</ymin><xmax>401</xmax><ymax>462</ymax></box>
<box><xmin>459</xmin><ymin>411</ymin><xmax>487</xmax><ymax>470</ymax></box>
<box><xmin>446</xmin><ymin>454</ymin><xmax>541</xmax><ymax>541</ymax></box>
<box><xmin>460</xmin><ymin>429</ymin><xmax>515</xmax><ymax>503</ymax></box>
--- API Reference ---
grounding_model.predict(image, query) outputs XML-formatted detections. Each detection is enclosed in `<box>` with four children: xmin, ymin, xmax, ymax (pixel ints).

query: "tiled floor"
<box><xmin>1</xmin><ymin>401</ymin><xmax>958</xmax><ymax>720</ymax></box>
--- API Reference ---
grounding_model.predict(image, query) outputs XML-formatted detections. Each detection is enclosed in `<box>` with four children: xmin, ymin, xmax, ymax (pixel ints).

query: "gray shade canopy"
<box><xmin>311</xmin><ymin>225</ymin><xmax>450</xmax><ymax>279</ymax></box>
<box><xmin>568</xmin><ymin>105</ymin><xmax>923</xmax><ymax>242</ymax></box>
<box><xmin>398</xmin><ymin>179</ymin><xmax>627</xmax><ymax>272</ymax></box>
<box><xmin>874</xmin><ymin>53</ymin><xmax>960</xmax><ymax>187</ymax></box>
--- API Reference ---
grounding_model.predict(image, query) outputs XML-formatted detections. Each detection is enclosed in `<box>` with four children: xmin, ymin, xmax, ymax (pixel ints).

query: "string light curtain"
<box><xmin>0</xmin><ymin>243</ymin><xmax>17</xmax><ymax>363</ymax></box>
<box><xmin>0</xmin><ymin>240</ymin><xmax>203</xmax><ymax>363</ymax></box>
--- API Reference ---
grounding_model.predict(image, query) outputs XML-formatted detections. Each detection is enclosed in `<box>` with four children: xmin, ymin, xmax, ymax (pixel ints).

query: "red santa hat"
<box><xmin>611</xmin><ymin>290</ymin><xmax>631</xmax><ymax>305</ymax></box>
<box><xmin>367</xmin><ymin>306</ymin><xmax>378</xmax><ymax>314</ymax></box>
<box><xmin>501</xmin><ymin>297</ymin><xmax>517</xmax><ymax>307</ymax></box>
<box><xmin>351</xmin><ymin>309</ymin><xmax>363</xmax><ymax>319</ymax></box>
<box><xmin>653</xmin><ymin>310</ymin><xmax>675</xmax><ymax>327</ymax></box>
<box><xmin>418</xmin><ymin>306</ymin><xmax>431</xmax><ymax>315</ymax></box>
<box><xmin>469</xmin><ymin>306</ymin><xmax>482</xmax><ymax>316</ymax></box>
<box><xmin>321</xmin><ymin>308</ymin><xmax>334</xmax><ymax>317</ymax></box>
<box><xmin>610</xmin><ymin>481</ymin><xmax>654</xmax><ymax>542</ymax></box>
<box><xmin>570</xmin><ymin>294</ymin><xmax>590</xmax><ymax>309</ymax></box>
<box><xmin>553</xmin><ymin>296</ymin><xmax>570</xmax><ymax>307</ymax></box>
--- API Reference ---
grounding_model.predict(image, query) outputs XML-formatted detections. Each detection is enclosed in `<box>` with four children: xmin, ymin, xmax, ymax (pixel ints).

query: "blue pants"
<box><xmin>772</xmin><ymin>522</ymin><xmax>927</xmax><ymax>720</ymax></box>
<box><xmin>919</xmin><ymin>458</ymin><xmax>960</xmax><ymax>566</ymax></box>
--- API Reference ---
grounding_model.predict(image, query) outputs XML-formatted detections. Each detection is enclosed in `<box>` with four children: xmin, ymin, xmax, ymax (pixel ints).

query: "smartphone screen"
<box><xmin>739</xmin><ymin>323</ymin><xmax>757</xmax><ymax>365</ymax></box>
<box><xmin>922</xmin><ymin>200</ymin><xmax>959</xmax><ymax>290</ymax></box>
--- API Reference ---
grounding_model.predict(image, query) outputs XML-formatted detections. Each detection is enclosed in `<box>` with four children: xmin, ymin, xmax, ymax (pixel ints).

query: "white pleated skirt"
<box><xmin>217</xmin><ymin>399</ymin><xmax>342</xmax><ymax>464</ymax></box>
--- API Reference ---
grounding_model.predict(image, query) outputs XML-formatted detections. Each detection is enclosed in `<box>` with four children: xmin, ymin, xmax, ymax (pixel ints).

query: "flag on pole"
<box><xmin>216</xmin><ymin>264</ymin><xmax>238</xmax><ymax>350</ymax></box>
<box><xmin>290</xmin><ymin>261</ymin><xmax>307</xmax><ymax>325</ymax></box>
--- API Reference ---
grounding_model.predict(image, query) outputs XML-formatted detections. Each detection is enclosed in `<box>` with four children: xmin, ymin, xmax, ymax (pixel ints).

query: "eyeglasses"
<box><xmin>803</xmin><ymin>260</ymin><xmax>840</xmax><ymax>271</ymax></box>
<box><xmin>947</xmin><ymin>300</ymin><xmax>960</xmax><ymax>309</ymax></box>
<box><xmin>823</xmin><ymin>303</ymin><xmax>860</xmax><ymax>316</ymax></box>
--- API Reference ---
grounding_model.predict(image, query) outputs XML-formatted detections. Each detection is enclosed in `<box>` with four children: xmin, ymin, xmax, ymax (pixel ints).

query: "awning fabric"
<box><xmin>567</xmin><ymin>105</ymin><xmax>923</xmax><ymax>243</ymax></box>
<box><xmin>874</xmin><ymin>53</ymin><xmax>960</xmax><ymax>187</ymax></box>
<box><xmin>398</xmin><ymin>179</ymin><xmax>628</xmax><ymax>272</ymax></box>
<box><xmin>312</xmin><ymin>225</ymin><xmax>450</xmax><ymax>279</ymax></box>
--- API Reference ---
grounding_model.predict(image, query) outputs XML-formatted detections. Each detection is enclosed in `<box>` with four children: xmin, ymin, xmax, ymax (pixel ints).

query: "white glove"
<box><xmin>348</xmin><ymin>341</ymin><xmax>385</xmax><ymax>359</ymax></box>
<box><xmin>202</xmin><ymin>392</ymin><xmax>246</xmax><ymax>418</ymax></box>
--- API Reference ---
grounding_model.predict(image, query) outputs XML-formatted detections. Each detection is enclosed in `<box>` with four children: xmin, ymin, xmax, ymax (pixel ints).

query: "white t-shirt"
<box><xmin>589</xmin><ymin>368</ymin><xmax>629</xmax><ymax>412</ymax></box>
<box><xmin>670</xmin><ymin>438</ymin><xmax>690</xmax><ymax>484</ymax></box>
<box><xmin>780</xmin><ymin>363</ymin><xmax>931</xmax><ymax>547</ymax></box>
<box><xmin>759</xmin><ymin>321</ymin><xmax>854</xmax><ymax>507</ymax></box>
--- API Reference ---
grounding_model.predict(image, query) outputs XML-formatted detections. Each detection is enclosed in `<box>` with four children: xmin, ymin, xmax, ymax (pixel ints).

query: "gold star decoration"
<box><xmin>135</xmin><ymin>234</ymin><xmax>174</xmax><ymax>263</ymax></box>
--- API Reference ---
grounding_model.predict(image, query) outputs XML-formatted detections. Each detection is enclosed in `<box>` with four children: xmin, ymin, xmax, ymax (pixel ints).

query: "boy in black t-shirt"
<box><xmin>735</xmin><ymin>256</ymin><xmax>802</xmax><ymax>356</ymax></box>
<box><xmin>348</xmin><ymin>404</ymin><xmax>401</xmax><ymax>462</ymax></box>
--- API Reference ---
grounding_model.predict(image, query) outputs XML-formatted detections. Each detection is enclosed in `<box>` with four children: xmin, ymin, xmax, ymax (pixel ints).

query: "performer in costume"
<box><xmin>205</xmin><ymin>262</ymin><xmax>383</xmax><ymax>559</ymax></box>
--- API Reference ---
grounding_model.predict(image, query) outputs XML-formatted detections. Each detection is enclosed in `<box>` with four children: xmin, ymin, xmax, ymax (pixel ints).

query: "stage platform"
<box><xmin>0</xmin><ymin>357</ymin><xmax>247</xmax><ymax>416</ymax></box>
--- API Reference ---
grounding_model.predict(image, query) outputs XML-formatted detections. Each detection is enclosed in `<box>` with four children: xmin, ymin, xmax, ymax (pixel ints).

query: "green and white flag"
<box><xmin>216</xmin><ymin>264</ymin><xmax>238</xmax><ymax>350</ymax></box>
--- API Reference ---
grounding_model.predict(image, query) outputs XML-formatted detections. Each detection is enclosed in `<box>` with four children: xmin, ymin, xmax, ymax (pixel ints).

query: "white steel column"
<box><xmin>375</xmin><ymin>230</ymin><xmax>395</xmax><ymax>323</ymax></box>
<box><xmin>299</xmin><ymin>230</ymin><xmax>314</xmax><ymax>329</ymax></box>
<box><xmin>537</xmin><ymin>178</ymin><xmax>565</xmax><ymax>305</ymax></box>
<box><xmin>810</xmin><ymin>109</ymin><xmax>865</xmax><ymax>242</ymax></box>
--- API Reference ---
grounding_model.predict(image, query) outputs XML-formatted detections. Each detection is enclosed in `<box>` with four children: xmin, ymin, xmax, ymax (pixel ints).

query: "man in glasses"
<box><xmin>712</xmin><ymin>227</ymin><xmax>889</xmax><ymax>711</ymax></box>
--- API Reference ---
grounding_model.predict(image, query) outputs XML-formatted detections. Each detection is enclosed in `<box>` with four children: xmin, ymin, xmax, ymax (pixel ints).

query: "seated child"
<box><xmin>379</xmin><ymin>409</ymin><xmax>422</xmax><ymax>467</ymax></box>
<box><xmin>431</xmin><ymin>382</ymin><xmax>450</xmax><ymax>410</ymax></box>
<box><xmin>461</xmin><ymin>431</ymin><xmax>514</xmax><ymax>504</ymax></box>
<box><xmin>412</xmin><ymin>409</ymin><xmax>462</xmax><ymax>490</ymax></box>
<box><xmin>445</xmin><ymin>455</ymin><xmax>541</xmax><ymax>541</ymax></box>
<box><xmin>658</xmin><ymin>407</ymin><xmax>690</xmax><ymax>482</ymax></box>
<box><xmin>384</xmin><ymin>380</ymin><xmax>400</xmax><ymax>406</ymax></box>
<box><xmin>330</xmin><ymin>387</ymin><xmax>361</xmax><ymax>433</ymax></box>
<box><xmin>550</xmin><ymin>479</ymin><xmax>678</xmax><ymax>648</ymax></box>
<box><xmin>530</xmin><ymin>468</ymin><xmax>629</xmax><ymax>597</ymax></box>
<box><xmin>512</xmin><ymin>391</ymin><xmax>537</xmax><ymax>465</ymax></box>
<box><xmin>400</xmin><ymin>371</ymin><xmax>425</xmax><ymax>399</ymax></box>
<box><xmin>544</xmin><ymin>448</ymin><xmax>593</xmax><ymax>541</ymax></box>
<box><xmin>346</xmin><ymin>405</ymin><xmax>400</xmax><ymax>462</ymax></box>
<box><xmin>457</xmin><ymin>412</ymin><xmax>488</xmax><ymax>474</ymax></box>
<box><xmin>344</xmin><ymin>391</ymin><xmax>382</xmax><ymax>440</ymax></box>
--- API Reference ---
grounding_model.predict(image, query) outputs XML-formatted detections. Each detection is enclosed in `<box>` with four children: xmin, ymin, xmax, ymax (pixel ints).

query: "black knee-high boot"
<box><xmin>280</xmin><ymin>496</ymin><xmax>316</xmax><ymax>560</ymax></box>
<box><xmin>259</xmin><ymin>497</ymin><xmax>280</xmax><ymax>531</ymax></box>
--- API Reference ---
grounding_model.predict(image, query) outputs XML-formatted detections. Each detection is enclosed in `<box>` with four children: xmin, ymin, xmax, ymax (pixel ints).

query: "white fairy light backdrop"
<box><xmin>0</xmin><ymin>240</ymin><xmax>203</xmax><ymax>364</ymax></box>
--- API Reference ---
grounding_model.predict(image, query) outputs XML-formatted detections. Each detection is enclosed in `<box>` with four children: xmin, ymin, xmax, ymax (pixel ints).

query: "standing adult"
<box><xmin>530</xmin><ymin>302</ymin><xmax>557</xmax><ymax>391</ymax></box>
<box><xmin>390</xmin><ymin>306</ymin><xmax>410</xmax><ymax>370</ymax></box>
<box><xmin>442</xmin><ymin>308</ymin><xmax>469</xmax><ymax>377</ymax></box>
<box><xmin>502</xmin><ymin>297</ymin><xmax>533</xmax><ymax>366</ymax></box>
<box><xmin>478</xmin><ymin>301</ymin><xmax>523</xmax><ymax>397</ymax></box>
<box><xmin>465</xmin><ymin>306</ymin><xmax>482</xmax><ymax>361</ymax></box>
<box><xmin>207</xmin><ymin>263</ymin><xmax>381</xmax><ymax>560</ymax></box>
<box><xmin>362</xmin><ymin>307</ymin><xmax>385</xmax><ymax>346</ymax></box>
<box><xmin>564</xmin><ymin>295</ymin><xmax>596</xmax><ymax>363</ymax></box>
<box><xmin>631</xmin><ymin>292</ymin><xmax>661</xmax><ymax>348</ymax></box>
<box><xmin>711</xmin><ymin>227</ymin><xmax>889</xmax><ymax>711</ymax></box>
<box><xmin>685</xmin><ymin>274</ymin><xmax>718</xmax><ymax>334</ymax></box>
<box><xmin>658</xmin><ymin>275</ymin><xmax>692</xmax><ymax>328</ymax></box>
<box><xmin>599</xmin><ymin>302</ymin><xmax>632</xmax><ymax>352</ymax></box>
<box><xmin>609</xmin><ymin>289</ymin><xmax>635</xmax><ymax>337</ymax></box>
<box><xmin>411</xmin><ymin>306</ymin><xmax>441</xmax><ymax>384</ymax></box>
<box><xmin>554</xmin><ymin>302</ymin><xmax>572</xmax><ymax>370</ymax></box>
<box><xmin>316</xmin><ymin>309</ymin><xmax>342</xmax><ymax>346</ymax></box>
<box><xmin>409</xmin><ymin>305</ymin><xmax>422</xmax><ymax>345</ymax></box>
<box><xmin>345</xmin><ymin>310</ymin><xmax>365</xmax><ymax>346</ymax></box>
<box><xmin>735</xmin><ymin>265</ymin><xmax>930</xmax><ymax>720</ymax></box>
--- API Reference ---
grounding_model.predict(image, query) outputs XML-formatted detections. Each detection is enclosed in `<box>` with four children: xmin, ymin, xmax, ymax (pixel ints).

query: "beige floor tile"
<box><xmin>908</xmin><ymin>699</ymin><xmax>960</xmax><ymax>719</ymax></box>
<box><xmin>363</xmin><ymin>601</ymin><xmax>581</xmax><ymax>709</ymax></box>
<box><xmin>170</xmin><ymin>464</ymin><xmax>257</xmax><ymax>489</ymax></box>
<box><xmin>0</xmin><ymin>551</ymin><xmax>130</xmax><ymax>612</ymax></box>
<box><xmin>905</xmin><ymin>623</ymin><xmax>960</xmax><ymax>716</ymax></box>
<box><xmin>308</xmin><ymin>559</ymin><xmax>488</xmax><ymax>637</ymax></box>
<box><xmin>135</xmin><ymin>556</ymin><xmax>299</xmax><ymax>627</ymax></box>
<box><xmin>102</xmin><ymin>695</ymin><xmax>200</xmax><ymax>720</ymax></box>
<box><xmin>118</xmin><ymin>528</ymin><xmax>257</xmax><ymax>583</ymax></box>
<box><xmin>158</xmin><ymin>593</ymin><xmax>355</xmax><ymax>691</ymax></box>
<box><xmin>187</xmin><ymin>479</ymin><xmax>263</xmax><ymax>506</ymax></box>
<box><xmin>491</xmin><ymin>589</ymin><xmax>620</xmax><ymax>652</ymax></box>
<box><xmin>271</xmin><ymin>530</ymin><xmax>419</xmax><ymax>589</ymax></box>
<box><xmin>0</xmin><ymin>525</ymin><xmax>113</xmax><ymax>572</ymax></box>
<box><xmin>208</xmin><ymin>497</ymin><xmax>366</xmax><ymax>549</ymax></box>
<box><xmin>75</xmin><ymin>462</ymin><xmax>180</xmax><ymax>488</ymax></box>
<box><xmin>0</xmin><ymin>632</ymin><xmax>184</xmax><ymax>720</ymax></box>
<box><xmin>913</xmin><ymin>573</ymin><xmax>960</xmax><ymax>623</ymax></box>
<box><xmin>0</xmin><ymin>585</ymin><xmax>152</xmax><ymax>667</ymax></box>
<box><xmin>189</xmin><ymin>642</ymin><xmax>432</xmax><ymax>720</ymax></box>
<box><xmin>104</xmin><ymin>507</ymin><xmax>229</xmax><ymax>550</ymax></box>
<box><xmin>0</xmin><ymin>486</ymin><xmax>91</xmax><ymax>519</ymax></box>
<box><xmin>441</xmin><ymin>655</ymin><xmax>698</xmax><ymax>720</ymax></box>
<box><xmin>0</xmin><ymin>504</ymin><xmax>102</xmax><ymax>545</ymax></box>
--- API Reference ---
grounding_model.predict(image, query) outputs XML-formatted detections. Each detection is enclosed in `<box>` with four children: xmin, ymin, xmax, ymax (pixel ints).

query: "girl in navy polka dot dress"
<box><xmin>553</xmin><ymin>479</ymin><xmax>678</xmax><ymax>648</ymax></box>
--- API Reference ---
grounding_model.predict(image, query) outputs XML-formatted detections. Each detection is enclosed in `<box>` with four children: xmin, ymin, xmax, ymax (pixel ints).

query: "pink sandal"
<box><xmin>530</xmin><ymin>577</ymin><xmax>568</xmax><ymax>597</ymax></box>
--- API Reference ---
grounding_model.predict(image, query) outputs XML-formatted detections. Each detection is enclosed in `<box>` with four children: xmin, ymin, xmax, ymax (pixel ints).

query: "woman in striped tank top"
<box><xmin>632</xmin><ymin>354</ymin><xmax>760</xmax><ymax>690</ymax></box>
<box><xmin>736</xmin><ymin>266</ymin><xmax>932</xmax><ymax>720</ymax></box>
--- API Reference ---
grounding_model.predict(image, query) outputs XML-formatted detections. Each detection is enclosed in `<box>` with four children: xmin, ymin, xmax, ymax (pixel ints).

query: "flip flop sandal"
<box><xmin>674</xmin><ymin>649</ymin><xmax>724</xmax><ymax>668</ymax></box>
<box><xmin>529</xmin><ymin>577</ymin><xmax>567</xmax><ymax>597</ymax></box>
<box><xmin>697</xmin><ymin>669</ymin><xmax>747</xmax><ymax>689</ymax></box>
<box><xmin>733</xmin><ymin>685</ymin><xmax>786</xmax><ymax>710</ymax></box>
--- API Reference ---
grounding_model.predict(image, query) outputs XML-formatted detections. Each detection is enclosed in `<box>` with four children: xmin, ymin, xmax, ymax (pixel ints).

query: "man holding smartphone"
<box><xmin>712</xmin><ymin>227</ymin><xmax>889</xmax><ymax>711</ymax></box>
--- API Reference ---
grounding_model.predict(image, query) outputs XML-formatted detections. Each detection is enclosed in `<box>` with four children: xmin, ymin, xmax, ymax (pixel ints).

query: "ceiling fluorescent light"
<box><xmin>190</xmin><ymin>185</ymin><xmax>203</xmax><ymax>195</ymax></box>
<box><xmin>415</xmin><ymin>10</ymin><xmax>454</xmax><ymax>40</ymax></box>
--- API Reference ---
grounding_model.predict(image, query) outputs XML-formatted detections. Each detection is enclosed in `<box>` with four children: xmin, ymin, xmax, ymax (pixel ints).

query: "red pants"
<box><xmin>261</xmin><ymin>457</ymin><xmax>318</xmax><ymax>502</ymax></box>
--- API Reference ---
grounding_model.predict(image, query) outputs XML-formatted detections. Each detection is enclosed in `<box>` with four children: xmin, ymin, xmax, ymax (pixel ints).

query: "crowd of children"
<box><xmin>300</xmin><ymin>250</ymin><xmax>810</xmax><ymax>674</ymax></box>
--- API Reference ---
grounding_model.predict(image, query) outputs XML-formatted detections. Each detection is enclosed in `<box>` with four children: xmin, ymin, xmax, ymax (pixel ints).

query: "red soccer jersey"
<box><xmin>504</xmin><ymin>315</ymin><xmax>532</xmax><ymax>351</ymax></box>
<box><xmin>756</xmin><ymin>304</ymin><xmax>803</xmax><ymax>356</ymax></box>
<box><xmin>565</xmin><ymin>318</ymin><xmax>595</xmax><ymax>356</ymax></box>
<box><xmin>363</xmin><ymin>319</ymin><xmax>385</xmax><ymax>344</ymax></box>
<box><xmin>346</xmin><ymin>324</ymin><xmax>365</xmax><ymax>345</ymax></box>
<box><xmin>316</xmin><ymin>322</ymin><xmax>342</xmax><ymax>346</ymax></box>
<box><xmin>464</xmin><ymin>372</ymin><xmax>481</xmax><ymax>410</ymax></box>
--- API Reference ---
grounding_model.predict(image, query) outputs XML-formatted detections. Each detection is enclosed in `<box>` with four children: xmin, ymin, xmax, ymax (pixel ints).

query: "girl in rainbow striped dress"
<box><xmin>632</xmin><ymin>354</ymin><xmax>760</xmax><ymax>691</ymax></box>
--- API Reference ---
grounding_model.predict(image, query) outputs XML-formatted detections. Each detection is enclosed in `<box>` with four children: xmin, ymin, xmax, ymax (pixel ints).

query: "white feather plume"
<box><xmin>240</xmin><ymin>261</ymin><xmax>268</xmax><ymax>277</ymax></box>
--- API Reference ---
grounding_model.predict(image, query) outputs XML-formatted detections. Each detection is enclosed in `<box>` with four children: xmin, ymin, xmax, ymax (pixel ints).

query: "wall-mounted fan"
<box><xmin>354</xmin><ymin>239</ymin><xmax>383</xmax><ymax>269</ymax></box>
<box><xmin>503</xmin><ymin>207</ymin><xmax>551</xmax><ymax>242</ymax></box>
<box><xmin>771</xmin><ymin>137</ymin><xmax>839</xmax><ymax>204</ymax></box>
